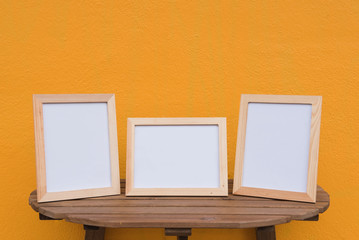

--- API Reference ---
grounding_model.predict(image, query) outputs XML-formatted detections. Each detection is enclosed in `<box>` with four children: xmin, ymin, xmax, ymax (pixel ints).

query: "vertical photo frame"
<box><xmin>33</xmin><ymin>94</ymin><xmax>120</xmax><ymax>202</ymax></box>
<box><xmin>233</xmin><ymin>94</ymin><xmax>322</xmax><ymax>202</ymax></box>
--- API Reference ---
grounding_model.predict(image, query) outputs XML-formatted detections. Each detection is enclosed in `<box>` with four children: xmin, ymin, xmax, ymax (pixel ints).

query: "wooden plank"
<box><xmin>39</xmin><ymin>206</ymin><xmax>319</xmax><ymax>220</ymax></box>
<box><xmin>29</xmin><ymin>189</ymin><xmax>330</xmax><ymax>203</ymax></box>
<box><xmin>28</xmin><ymin>181</ymin><xmax>330</xmax><ymax>229</ymax></box>
<box><xmin>66</xmin><ymin>214</ymin><xmax>291</xmax><ymax>229</ymax></box>
<box><xmin>30</xmin><ymin>194</ymin><xmax>329</xmax><ymax>205</ymax></box>
<box><xmin>75</xmin><ymin>191</ymin><xmax>329</xmax><ymax>202</ymax></box>
<box><xmin>32</xmin><ymin>198</ymin><xmax>329</xmax><ymax>213</ymax></box>
<box><xmin>32</xmin><ymin>197</ymin><xmax>329</xmax><ymax>208</ymax></box>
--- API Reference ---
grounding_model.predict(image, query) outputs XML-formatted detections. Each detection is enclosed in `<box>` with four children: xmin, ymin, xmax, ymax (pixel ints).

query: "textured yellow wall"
<box><xmin>1</xmin><ymin>1</ymin><xmax>358</xmax><ymax>239</ymax></box>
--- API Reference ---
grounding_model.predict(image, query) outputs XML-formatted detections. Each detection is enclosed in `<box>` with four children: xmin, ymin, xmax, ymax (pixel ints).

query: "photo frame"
<box><xmin>233</xmin><ymin>94</ymin><xmax>322</xmax><ymax>202</ymax></box>
<box><xmin>126</xmin><ymin>118</ymin><xmax>228</xmax><ymax>196</ymax></box>
<box><xmin>33</xmin><ymin>94</ymin><xmax>120</xmax><ymax>202</ymax></box>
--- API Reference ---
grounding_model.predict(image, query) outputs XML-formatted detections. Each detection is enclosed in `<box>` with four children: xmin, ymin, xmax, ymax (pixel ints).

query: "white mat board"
<box><xmin>42</xmin><ymin>103</ymin><xmax>112</xmax><ymax>192</ymax></box>
<box><xmin>133</xmin><ymin>125</ymin><xmax>220</xmax><ymax>188</ymax></box>
<box><xmin>242</xmin><ymin>103</ymin><xmax>312</xmax><ymax>193</ymax></box>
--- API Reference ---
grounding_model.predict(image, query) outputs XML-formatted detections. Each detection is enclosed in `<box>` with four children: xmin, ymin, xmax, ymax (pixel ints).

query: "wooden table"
<box><xmin>29</xmin><ymin>180</ymin><xmax>330</xmax><ymax>240</ymax></box>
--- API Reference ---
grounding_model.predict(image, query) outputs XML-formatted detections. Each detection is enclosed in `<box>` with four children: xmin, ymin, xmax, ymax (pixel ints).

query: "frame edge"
<box><xmin>126</xmin><ymin>117</ymin><xmax>228</xmax><ymax>196</ymax></box>
<box><xmin>233</xmin><ymin>94</ymin><xmax>322</xmax><ymax>203</ymax></box>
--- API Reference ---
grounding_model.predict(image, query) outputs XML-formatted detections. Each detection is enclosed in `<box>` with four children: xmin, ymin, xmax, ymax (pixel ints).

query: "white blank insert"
<box><xmin>134</xmin><ymin>125</ymin><xmax>220</xmax><ymax>188</ymax></box>
<box><xmin>43</xmin><ymin>103</ymin><xmax>112</xmax><ymax>192</ymax></box>
<box><xmin>242</xmin><ymin>103</ymin><xmax>312</xmax><ymax>193</ymax></box>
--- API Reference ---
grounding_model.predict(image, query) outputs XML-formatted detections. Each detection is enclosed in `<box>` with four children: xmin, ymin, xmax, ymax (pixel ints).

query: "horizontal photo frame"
<box><xmin>126</xmin><ymin>118</ymin><xmax>228</xmax><ymax>196</ymax></box>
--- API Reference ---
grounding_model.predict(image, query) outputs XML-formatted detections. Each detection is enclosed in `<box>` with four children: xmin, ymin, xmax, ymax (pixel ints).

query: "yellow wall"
<box><xmin>1</xmin><ymin>1</ymin><xmax>358</xmax><ymax>239</ymax></box>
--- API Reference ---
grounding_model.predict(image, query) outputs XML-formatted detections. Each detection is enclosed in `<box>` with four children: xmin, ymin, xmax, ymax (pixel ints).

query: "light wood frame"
<box><xmin>126</xmin><ymin>118</ymin><xmax>228</xmax><ymax>196</ymax></box>
<box><xmin>33</xmin><ymin>94</ymin><xmax>121</xmax><ymax>202</ymax></box>
<box><xmin>233</xmin><ymin>94</ymin><xmax>322</xmax><ymax>203</ymax></box>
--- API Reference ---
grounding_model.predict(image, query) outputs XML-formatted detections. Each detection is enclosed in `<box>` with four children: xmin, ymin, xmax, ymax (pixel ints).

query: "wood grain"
<box><xmin>29</xmin><ymin>180</ymin><xmax>330</xmax><ymax>229</ymax></box>
<box><xmin>66</xmin><ymin>214</ymin><xmax>291</xmax><ymax>229</ymax></box>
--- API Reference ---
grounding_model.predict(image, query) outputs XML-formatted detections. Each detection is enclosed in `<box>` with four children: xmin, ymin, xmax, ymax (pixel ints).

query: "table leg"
<box><xmin>84</xmin><ymin>225</ymin><xmax>105</xmax><ymax>240</ymax></box>
<box><xmin>165</xmin><ymin>228</ymin><xmax>192</xmax><ymax>240</ymax></box>
<box><xmin>177</xmin><ymin>237</ymin><xmax>189</xmax><ymax>240</ymax></box>
<box><xmin>256</xmin><ymin>226</ymin><xmax>276</xmax><ymax>240</ymax></box>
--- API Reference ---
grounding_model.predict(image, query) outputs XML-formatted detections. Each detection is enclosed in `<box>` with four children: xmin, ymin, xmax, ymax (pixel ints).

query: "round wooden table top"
<box><xmin>29</xmin><ymin>180</ymin><xmax>330</xmax><ymax>229</ymax></box>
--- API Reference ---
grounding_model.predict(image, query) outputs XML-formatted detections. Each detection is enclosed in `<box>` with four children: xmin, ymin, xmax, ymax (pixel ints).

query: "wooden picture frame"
<box><xmin>126</xmin><ymin>118</ymin><xmax>228</xmax><ymax>196</ymax></box>
<box><xmin>33</xmin><ymin>94</ymin><xmax>121</xmax><ymax>202</ymax></box>
<box><xmin>233</xmin><ymin>94</ymin><xmax>322</xmax><ymax>202</ymax></box>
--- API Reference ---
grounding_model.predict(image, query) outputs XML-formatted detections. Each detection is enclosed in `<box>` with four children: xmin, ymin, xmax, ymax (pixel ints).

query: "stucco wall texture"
<box><xmin>1</xmin><ymin>1</ymin><xmax>358</xmax><ymax>239</ymax></box>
